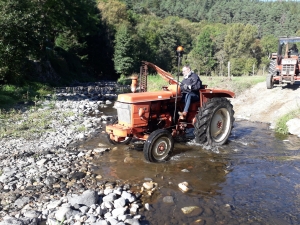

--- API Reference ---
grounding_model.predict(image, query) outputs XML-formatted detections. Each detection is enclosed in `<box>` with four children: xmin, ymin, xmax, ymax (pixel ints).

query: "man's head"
<box><xmin>182</xmin><ymin>65</ymin><xmax>191</xmax><ymax>79</ymax></box>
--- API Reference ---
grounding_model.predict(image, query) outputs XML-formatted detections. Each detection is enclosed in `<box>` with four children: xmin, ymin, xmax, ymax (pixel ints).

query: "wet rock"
<box><xmin>178</xmin><ymin>182</ymin><xmax>191</xmax><ymax>192</ymax></box>
<box><xmin>144</xmin><ymin>203</ymin><xmax>150</xmax><ymax>211</ymax></box>
<box><xmin>124</xmin><ymin>156</ymin><xmax>135</xmax><ymax>164</ymax></box>
<box><xmin>124</xmin><ymin>218</ymin><xmax>141</xmax><ymax>225</ymax></box>
<box><xmin>163</xmin><ymin>196</ymin><xmax>174</xmax><ymax>204</ymax></box>
<box><xmin>181</xmin><ymin>206</ymin><xmax>203</xmax><ymax>216</ymax></box>
<box><xmin>70</xmin><ymin>172</ymin><xmax>86</xmax><ymax>180</ymax></box>
<box><xmin>142</xmin><ymin>182</ymin><xmax>155</xmax><ymax>190</ymax></box>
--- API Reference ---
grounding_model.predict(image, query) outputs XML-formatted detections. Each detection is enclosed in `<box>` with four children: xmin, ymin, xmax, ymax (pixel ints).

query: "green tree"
<box><xmin>113</xmin><ymin>24</ymin><xmax>134</xmax><ymax>76</ymax></box>
<box><xmin>188</xmin><ymin>28</ymin><xmax>215</xmax><ymax>75</ymax></box>
<box><xmin>260</xmin><ymin>35</ymin><xmax>278</xmax><ymax>57</ymax></box>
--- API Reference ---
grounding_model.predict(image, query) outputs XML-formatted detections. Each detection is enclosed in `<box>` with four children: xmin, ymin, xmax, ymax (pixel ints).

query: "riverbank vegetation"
<box><xmin>276</xmin><ymin>108</ymin><xmax>300</xmax><ymax>135</ymax></box>
<box><xmin>1</xmin><ymin>0</ymin><xmax>300</xmax><ymax>136</ymax></box>
<box><xmin>1</xmin><ymin>0</ymin><xmax>300</xmax><ymax>88</ymax></box>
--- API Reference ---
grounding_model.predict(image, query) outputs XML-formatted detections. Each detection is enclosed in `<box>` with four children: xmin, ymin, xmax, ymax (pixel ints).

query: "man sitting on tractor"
<box><xmin>178</xmin><ymin>65</ymin><xmax>202</xmax><ymax>120</ymax></box>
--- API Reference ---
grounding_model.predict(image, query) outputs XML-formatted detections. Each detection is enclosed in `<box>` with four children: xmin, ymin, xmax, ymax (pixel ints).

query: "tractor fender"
<box><xmin>199</xmin><ymin>89</ymin><xmax>235</xmax><ymax>106</ymax></box>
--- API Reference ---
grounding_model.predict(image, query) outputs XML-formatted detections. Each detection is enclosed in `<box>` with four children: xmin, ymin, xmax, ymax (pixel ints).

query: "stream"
<box><xmin>82</xmin><ymin>110</ymin><xmax>300</xmax><ymax>224</ymax></box>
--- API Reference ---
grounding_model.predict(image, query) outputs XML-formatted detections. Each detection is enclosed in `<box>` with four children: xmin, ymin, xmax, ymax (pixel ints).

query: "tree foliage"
<box><xmin>113</xmin><ymin>24</ymin><xmax>134</xmax><ymax>75</ymax></box>
<box><xmin>2</xmin><ymin>0</ymin><xmax>300</xmax><ymax>85</ymax></box>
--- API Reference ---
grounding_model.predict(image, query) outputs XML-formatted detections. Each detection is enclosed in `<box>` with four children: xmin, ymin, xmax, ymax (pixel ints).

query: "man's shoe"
<box><xmin>178</xmin><ymin>111</ymin><xmax>187</xmax><ymax>120</ymax></box>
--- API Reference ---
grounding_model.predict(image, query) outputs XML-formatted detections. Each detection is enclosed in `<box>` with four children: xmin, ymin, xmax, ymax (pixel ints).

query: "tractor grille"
<box><xmin>114</xmin><ymin>102</ymin><xmax>131</xmax><ymax>124</ymax></box>
<box><xmin>282</xmin><ymin>64</ymin><xmax>295</xmax><ymax>75</ymax></box>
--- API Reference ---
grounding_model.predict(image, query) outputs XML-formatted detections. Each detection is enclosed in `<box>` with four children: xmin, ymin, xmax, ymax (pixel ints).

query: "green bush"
<box><xmin>275</xmin><ymin>109</ymin><xmax>300</xmax><ymax>135</ymax></box>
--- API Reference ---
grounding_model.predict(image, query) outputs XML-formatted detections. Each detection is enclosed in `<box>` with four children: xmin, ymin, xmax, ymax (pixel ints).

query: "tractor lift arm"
<box><xmin>142</xmin><ymin>61</ymin><xmax>181</xmax><ymax>86</ymax></box>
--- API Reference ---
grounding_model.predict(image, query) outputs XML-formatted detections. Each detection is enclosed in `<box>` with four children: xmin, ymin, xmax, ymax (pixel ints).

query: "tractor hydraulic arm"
<box><xmin>142</xmin><ymin>61</ymin><xmax>181</xmax><ymax>85</ymax></box>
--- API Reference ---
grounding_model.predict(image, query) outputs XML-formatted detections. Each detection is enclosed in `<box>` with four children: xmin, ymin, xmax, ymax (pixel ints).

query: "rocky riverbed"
<box><xmin>0</xmin><ymin>82</ymin><xmax>148</xmax><ymax>225</ymax></box>
<box><xmin>1</xmin><ymin>81</ymin><xmax>299</xmax><ymax>225</ymax></box>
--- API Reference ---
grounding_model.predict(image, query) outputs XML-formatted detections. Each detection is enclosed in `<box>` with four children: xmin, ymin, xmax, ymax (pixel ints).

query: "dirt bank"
<box><xmin>230</xmin><ymin>81</ymin><xmax>300</xmax><ymax>127</ymax></box>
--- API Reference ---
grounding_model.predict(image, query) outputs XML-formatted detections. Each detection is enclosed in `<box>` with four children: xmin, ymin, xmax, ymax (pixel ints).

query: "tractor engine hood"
<box><xmin>117</xmin><ymin>90</ymin><xmax>177</xmax><ymax>103</ymax></box>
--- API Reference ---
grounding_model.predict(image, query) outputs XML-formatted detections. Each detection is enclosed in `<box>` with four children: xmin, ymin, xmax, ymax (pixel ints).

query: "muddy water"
<box><xmin>84</xmin><ymin>118</ymin><xmax>300</xmax><ymax>225</ymax></box>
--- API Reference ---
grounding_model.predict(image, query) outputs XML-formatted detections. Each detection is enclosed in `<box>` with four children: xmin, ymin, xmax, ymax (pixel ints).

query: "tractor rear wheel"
<box><xmin>143</xmin><ymin>129</ymin><xmax>174</xmax><ymax>162</ymax></box>
<box><xmin>106</xmin><ymin>116</ymin><xmax>132</xmax><ymax>145</ymax></box>
<box><xmin>268</xmin><ymin>59</ymin><xmax>276</xmax><ymax>74</ymax></box>
<box><xmin>194</xmin><ymin>98</ymin><xmax>234</xmax><ymax>146</ymax></box>
<box><xmin>266</xmin><ymin>73</ymin><xmax>274</xmax><ymax>89</ymax></box>
<box><xmin>267</xmin><ymin>59</ymin><xmax>276</xmax><ymax>89</ymax></box>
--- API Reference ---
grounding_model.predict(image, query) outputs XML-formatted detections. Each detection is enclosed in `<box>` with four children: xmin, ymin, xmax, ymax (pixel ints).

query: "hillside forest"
<box><xmin>1</xmin><ymin>0</ymin><xmax>300</xmax><ymax>85</ymax></box>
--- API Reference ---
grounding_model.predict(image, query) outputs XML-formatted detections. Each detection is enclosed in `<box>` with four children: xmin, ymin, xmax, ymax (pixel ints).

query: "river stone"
<box><xmin>93</xmin><ymin>148</ymin><xmax>109</xmax><ymax>153</ymax></box>
<box><xmin>112</xmin><ymin>207</ymin><xmax>127</xmax><ymax>218</ymax></box>
<box><xmin>91</xmin><ymin>220</ymin><xmax>109</xmax><ymax>225</ymax></box>
<box><xmin>47</xmin><ymin>199</ymin><xmax>62</xmax><ymax>209</ymax></box>
<box><xmin>36</xmin><ymin>158</ymin><xmax>48</xmax><ymax>166</ymax></box>
<box><xmin>178</xmin><ymin>182</ymin><xmax>191</xmax><ymax>192</ymax></box>
<box><xmin>14</xmin><ymin>197</ymin><xmax>30</xmax><ymax>209</ymax></box>
<box><xmin>181</xmin><ymin>206</ymin><xmax>203</xmax><ymax>217</ymax></box>
<box><xmin>70</xmin><ymin>172</ymin><xmax>86</xmax><ymax>180</ymax></box>
<box><xmin>124</xmin><ymin>218</ymin><xmax>141</xmax><ymax>225</ymax></box>
<box><xmin>44</xmin><ymin>176</ymin><xmax>57</xmax><ymax>186</ymax></box>
<box><xmin>121</xmin><ymin>192</ymin><xmax>136</xmax><ymax>203</ymax></box>
<box><xmin>68</xmin><ymin>190</ymin><xmax>99</xmax><ymax>207</ymax></box>
<box><xmin>55</xmin><ymin>206</ymin><xmax>72</xmax><ymax>221</ymax></box>
<box><xmin>46</xmin><ymin>218</ymin><xmax>58</xmax><ymax>225</ymax></box>
<box><xmin>143</xmin><ymin>182</ymin><xmax>154</xmax><ymax>190</ymax></box>
<box><xmin>286</xmin><ymin>118</ymin><xmax>300</xmax><ymax>136</ymax></box>
<box><xmin>79</xmin><ymin>205</ymin><xmax>89</xmax><ymax>214</ymax></box>
<box><xmin>103</xmin><ymin>193</ymin><xmax>117</xmax><ymax>202</ymax></box>
<box><xmin>23</xmin><ymin>210</ymin><xmax>41</xmax><ymax>218</ymax></box>
<box><xmin>85</xmin><ymin>215</ymin><xmax>97</xmax><ymax>223</ymax></box>
<box><xmin>114</xmin><ymin>197</ymin><xmax>126</xmax><ymax>208</ymax></box>
<box><xmin>144</xmin><ymin>203</ymin><xmax>150</xmax><ymax>211</ymax></box>
<box><xmin>163</xmin><ymin>196</ymin><xmax>174</xmax><ymax>204</ymax></box>
<box><xmin>0</xmin><ymin>218</ymin><xmax>24</xmax><ymax>225</ymax></box>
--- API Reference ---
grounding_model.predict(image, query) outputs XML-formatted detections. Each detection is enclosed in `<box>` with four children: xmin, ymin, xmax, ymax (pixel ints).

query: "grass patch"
<box><xmin>146</xmin><ymin>73</ymin><xmax>265</xmax><ymax>95</ymax></box>
<box><xmin>275</xmin><ymin>108</ymin><xmax>300</xmax><ymax>135</ymax></box>
<box><xmin>0</xmin><ymin>82</ymin><xmax>53</xmax><ymax>108</ymax></box>
<box><xmin>0</xmin><ymin>108</ymin><xmax>54</xmax><ymax>139</ymax></box>
<box><xmin>197</xmin><ymin>75</ymin><xmax>265</xmax><ymax>96</ymax></box>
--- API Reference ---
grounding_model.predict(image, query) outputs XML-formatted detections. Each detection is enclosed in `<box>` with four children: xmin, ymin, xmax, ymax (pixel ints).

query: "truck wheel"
<box><xmin>143</xmin><ymin>129</ymin><xmax>174</xmax><ymax>162</ymax></box>
<box><xmin>194</xmin><ymin>98</ymin><xmax>234</xmax><ymax>146</ymax></box>
<box><xmin>266</xmin><ymin>73</ymin><xmax>274</xmax><ymax>89</ymax></box>
<box><xmin>106</xmin><ymin>116</ymin><xmax>132</xmax><ymax>145</ymax></box>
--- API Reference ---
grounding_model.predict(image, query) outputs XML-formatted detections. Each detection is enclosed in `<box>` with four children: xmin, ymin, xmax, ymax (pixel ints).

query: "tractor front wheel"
<box><xmin>266</xmin><ymin>74</ymin><xmax>274</xmax><ymax>89</ymax></box>
<box><xmin>194</xmin><ymin>98</ymin><xmax>234</xmax><ymax>146</ymax></box>
<box><xmin>106</xmin><ymin>116</ymin><xmax>132</xmax><ymax>145</ymax></box>
<box><xmin>143</xmin><ymin>129</ymin><xmax>174</xmax><ymax>162</ymax></box>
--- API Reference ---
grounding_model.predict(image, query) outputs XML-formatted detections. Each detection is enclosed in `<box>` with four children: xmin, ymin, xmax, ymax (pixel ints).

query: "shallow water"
<box><xmin>83</xmin><ymin>118</ymin><xmax>300</xmax><ymax>225</ymax></box>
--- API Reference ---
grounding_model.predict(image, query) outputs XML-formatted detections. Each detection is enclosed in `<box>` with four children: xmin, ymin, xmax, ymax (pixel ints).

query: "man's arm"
<box><xmin>190</xmin><ymin>74</ymin><xmax>201</xmax><ymax>90</ymax></box>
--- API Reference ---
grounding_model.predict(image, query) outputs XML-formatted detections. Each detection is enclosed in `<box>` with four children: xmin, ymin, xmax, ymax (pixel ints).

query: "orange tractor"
<box><xmin>106</xmin><ymin>47</ymin><xmax>235</xmax><ymax>162</ymax></box>
<box><xmin>267</xmin><ymin>36</ymin><xmax>300</xmax><ymax>89</ymax></box>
